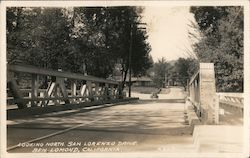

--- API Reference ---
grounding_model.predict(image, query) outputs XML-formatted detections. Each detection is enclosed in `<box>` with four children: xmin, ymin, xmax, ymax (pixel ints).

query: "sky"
<box><xmin>142</xmin><ymin>6</ymin><xmax>197</xmax><ymax>62</ymax></box>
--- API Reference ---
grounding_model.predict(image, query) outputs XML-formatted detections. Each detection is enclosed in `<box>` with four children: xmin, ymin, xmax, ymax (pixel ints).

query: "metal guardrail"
<box><xmin>7</xmin><ymin>64</ymin><xmax>124</xmax><ymax>109</ymax></box>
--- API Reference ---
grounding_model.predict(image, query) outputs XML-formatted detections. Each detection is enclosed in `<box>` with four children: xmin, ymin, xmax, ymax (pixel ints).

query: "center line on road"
<box><xmin>7</xmin><ymin>101</ymin><xmax>135</xmax><ymax>151</ymax></box>
<box><xmin>7</xmin><ymin>116</ymin><xmax>110</xmax><ymax>151</ymax></box>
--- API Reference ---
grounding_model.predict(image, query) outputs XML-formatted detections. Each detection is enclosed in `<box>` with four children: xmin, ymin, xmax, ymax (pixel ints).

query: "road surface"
<box><xmin>7</xmin><ymin>87</ymin><xmax>194</xmax><ymax>153</ymax></box>
<box><xmin>6</xmin><ymin>87</ymin><xmax>243</xmax><ymax>154</ymax></box>
<box><xmin>131</xmin><ymin>87</ymin><xmax>187</xmax><ymax>100</ymax></box>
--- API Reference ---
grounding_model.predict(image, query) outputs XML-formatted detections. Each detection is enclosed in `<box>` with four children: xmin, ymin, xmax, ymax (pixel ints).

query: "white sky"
<box><xmin>142</xmin><ymin>6</ymin><xmax>197</xmax><ymax>62</ymax></box>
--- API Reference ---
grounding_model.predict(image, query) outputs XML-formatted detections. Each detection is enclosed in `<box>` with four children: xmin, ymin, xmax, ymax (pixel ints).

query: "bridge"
<box><xmin>6</xmin><ymin>63</ymin><xmax>243</xmax><ymax>154</ymax></box>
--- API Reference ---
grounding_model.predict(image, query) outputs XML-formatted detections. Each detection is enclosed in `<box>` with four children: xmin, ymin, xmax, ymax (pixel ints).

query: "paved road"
<box><xmin>7</xmin><ymin>88</ymin><xmax>194</xmax><ymax>153</ymax></box>
<box><xmin>6</xmin><ymin>87</ymin><xmax>243</xmax><ymax>154</ymax></box>
<box><xmin>131</xmin><ymin>87</ymin><xmax>187</xmax><ymax>100</ymax></box>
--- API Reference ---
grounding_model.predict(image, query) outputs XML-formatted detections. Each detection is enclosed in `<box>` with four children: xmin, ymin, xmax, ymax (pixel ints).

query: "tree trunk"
<box><xmin>122</xmin><ymin>65</ymin><xmax>129</xmax><ymax>90</ymax></box>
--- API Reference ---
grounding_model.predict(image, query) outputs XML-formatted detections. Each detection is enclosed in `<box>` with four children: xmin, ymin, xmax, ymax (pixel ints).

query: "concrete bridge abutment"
<box><xmin>188</xmin><ymin>63</ymin><xmax>219</xmax><ymax>125</ymax></box>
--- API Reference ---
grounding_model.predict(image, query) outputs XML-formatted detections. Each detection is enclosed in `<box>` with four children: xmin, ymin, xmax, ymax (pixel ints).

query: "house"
<box><xmin>112</xmin><ymin>76</ymin><xmax>155</xmax><ymax>87</ymax></box>
<box><xmin>132</xmin><ymin>76</ymin><xmax>155</xmax><ymax>87</ymax></box>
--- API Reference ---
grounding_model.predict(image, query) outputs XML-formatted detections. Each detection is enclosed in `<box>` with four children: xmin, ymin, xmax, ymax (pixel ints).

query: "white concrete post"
<box><xmin>199</xmin><ymin>63</ymin><xmax>217</xmax><ymax>124</ymax></box>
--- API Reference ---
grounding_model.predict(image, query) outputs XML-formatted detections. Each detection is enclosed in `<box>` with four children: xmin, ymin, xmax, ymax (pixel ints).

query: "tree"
<box><xmin>70</xmin><ymin>7</ymin><xmax>152</xmax><ymax>80</ymax></box>
<box><xmin>190</xmin><ymin>6</ymin><xmax>243</xmax><ymax>92</ymax></box>
<box><xmin>131</xmin><ymin>29</ymin><xmax>153</xmax><ymax>77</ymax></box>
<box><xmin>151</xmin><ymin>57</ymin><xmax>198</xmax><ymax>89</ymax></box>
<box><xmin>151</xmin><ymin>57</ymin><xmax>170</xmax><ymax>88</ymax></box>
<box><xmin>7</xmin><ymin>8</ymin><xmax>72</xmax><ymax>70</ymax></box>
<box><xmin>174</xmin><ymin>58</ymin><xmax>198</xmax><ymax>90</ymax></box>
<box><xmin>70</xmin><ymin>7</ymin><xmax>117</xmax><ymax>77</ymax></box>
<box><xmin>7</xmin><ymin>7</ymin><xmax>153</xmax><ymax>86</ymax></box>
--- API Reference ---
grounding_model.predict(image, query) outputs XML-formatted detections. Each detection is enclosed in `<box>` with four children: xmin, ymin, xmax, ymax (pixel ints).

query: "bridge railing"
<box><xmin>188</xmin><ymin>71</ymin><xmax>200</xmax><ymax>109</ymax></box>
<box><xmin>7</xmin><ymin>64</ymin><xmax>125</xmax><ymax>109</ymax></box>
<box><xmin>216</xmin><ymin>93</ymin><xmax>243</xmax><ymax>110</ymax></box>
<box><xmin>188</xmin><ymin>63</ymin><xmax>219</xmax><ymax>124</ymax></box>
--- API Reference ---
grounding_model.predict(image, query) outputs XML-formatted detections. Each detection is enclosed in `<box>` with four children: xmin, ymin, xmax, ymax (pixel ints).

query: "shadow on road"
<box><xmin>8</xmin><ymin>102</ymin><xmax>127</xmax><ymax>120</ymax></box>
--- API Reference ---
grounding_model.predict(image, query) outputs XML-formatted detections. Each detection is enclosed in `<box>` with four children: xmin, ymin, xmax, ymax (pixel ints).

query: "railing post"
<box><xmin>189</xmin><ymin>82</ymin><xmax>194</xmax><ymax>103</ymax></box>
<box><xmin>31</xmin><ymin>74</ymin><xmax>38</xmax><ymax>107</ymax></box>
<box><xmin>7</xmin><ymin>79</ymin><xmax>27</xmax><ymax>109</ymax></box>
<box><xmin>199</xmin><ymin>63</ymin><xmax>218</xmax><ymax>124</ymax></box>
<box><xmin>117</xmin><ymin>84</ymin><xmax>123</xmax><ymax>99</ymax></box>
<box><xmin>41</xmin><ymin>77</ymin><xmax>56</xmax><ymax>106</ymax></box>
<box><xmin>104</xmin><ymin>83</ymin><xmax>109</xmax><ymax>100</ymax></box>
<box><xmin>213</xmin><ymin>95</ymin><xmax>219</xmax><ymax>124</ymax></box>
<box><xmin>188</xmin><ymin>63</ymin><xmax>219</xmax><ymax>124</ymax></box>
<box><xmin>109</xmin><ymin>84</ymin><xmax>114</xmax><ymax>99</ymax></box>
<box><xmin>80</xmin><ymin>82</ymin><xmax>87</xmax><ymax>102</ymax></box>
<box><xmin>86</xmin><ymin>81</ymin><xmax>93</xmax><ymax>101</ymax></box>
<box><xmin>71</xmin><ymin>80</ymin><xmax>77</xmax><ymax>103</ymax></box>
<box><xmin>95</xmin><ymin>82</ymin><xmax>100</xmax><ymax>101</ymax></box>
<box><xmin>54</xmin><ymin>83</ymin><xmax>60</xmax><ymax>105</ymax></box>
<box><xmin>57</xmin><ymin>77</ymin><xmax>70</xmax><ymax>104</ymax></box>
<box><xmin>99</xmin><ymin>83</ymin><xmax>105</xmax><ymax>101</ymax></box>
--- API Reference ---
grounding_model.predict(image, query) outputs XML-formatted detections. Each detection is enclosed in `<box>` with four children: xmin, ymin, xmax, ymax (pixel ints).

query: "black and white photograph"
<box><xmin>0</xmin><ymin>0</ymin><xmax>249</xmax><ymax>158</ymax></box>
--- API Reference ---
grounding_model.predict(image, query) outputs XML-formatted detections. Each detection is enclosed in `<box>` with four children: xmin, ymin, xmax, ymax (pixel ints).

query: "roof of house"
<box><xmin>112</xmin><ymin>76</ymin><xmax>153</xmax><ymax>82</ymax></box>
<box><xmin>135</xmin><ymin>77</ymin><xmax>153</xmax><ymax>82</ymax></box>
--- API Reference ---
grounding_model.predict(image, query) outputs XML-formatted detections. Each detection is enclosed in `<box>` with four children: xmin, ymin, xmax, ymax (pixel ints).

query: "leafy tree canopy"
<box><xmin>7</xmin><ymin>7</ymin><xmax>152</xmax><ymax>82</ymax></box>
<box><xmin>190</xmin><ymin>6</ymin><xmax>243</xmax><ymax>92</ymax></box>
<box><xmin>150</xmin><ymin>57</ymin><xmax>197</xmax><ymax>89</ymax></box>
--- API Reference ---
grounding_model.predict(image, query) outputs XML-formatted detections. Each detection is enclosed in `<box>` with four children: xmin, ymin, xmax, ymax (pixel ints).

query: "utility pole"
<box><xmin>128</xmin><ymin>23</ymin><xmax>133</xmax><ymax>97</ymax></box>
<box><xmin>128</xmin><ymin>21</ymin><xmax>146</xmax><ymax>98</ymax></box>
